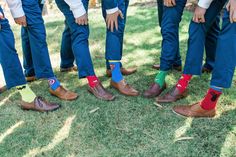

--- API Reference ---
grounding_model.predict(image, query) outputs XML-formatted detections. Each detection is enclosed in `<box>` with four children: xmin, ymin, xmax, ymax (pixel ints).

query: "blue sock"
<box><xmin>210</xmin><ymin>85</ymin><xmax>223</xmax><ymax>92</ymax></box>
<box><xmin>109</xmin><ymin>61</ymin><xmax>123</xmax><ymax>83</ymax></box>
<box><xmin>48</xmin><ymin>77</ymin><xmax>61</xmax><ymax>91</ymax></box>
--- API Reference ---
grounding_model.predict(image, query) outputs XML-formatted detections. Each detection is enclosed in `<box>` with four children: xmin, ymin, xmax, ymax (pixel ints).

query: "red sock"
<box><xmin>200</xmin><ymin>88</ymin><xmax>222</xmax><ymax>110</ymax></box>
<box><xmin>176</xmin><ymin>74</ymin><xmax>192</xmax><ymax>93</ymax></box>
<box><xmin>86</xmin><ymin>75</ymin><xmax>99</xmax><ymax>88</ymax></box>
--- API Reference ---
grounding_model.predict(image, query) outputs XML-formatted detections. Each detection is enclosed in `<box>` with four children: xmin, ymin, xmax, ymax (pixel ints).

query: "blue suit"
<box><xmin>20</xmin><ymin>0</ymin><xmax>55</xmax><ymax>78</ymax></box>
<box><xmin>55</xmin><ymin>0</ymin><xmax>95</xmax><ymax>78</ymax></box>
<box><xmin>158</xmin><ymin>0</ymin><xmax>220</xmax><ymax>71</ymax></box>
<box><xmin>0</xmin><ymin>6</ymin><xmax>26</xmax><ymax>89</ymax></box>
<box><xmin>183</xmin><ymin>0</ymin><xmax>227</xmax><ymax>75</ymax></box>
<box><xmin>21</xmin><ymin>0</ymin><xmax>45</xmax><ymax>77</ymax></box>
<box><xmin>211</xmin><ymin>9</ymin><xmax>236</xmax><ymax>88</ymax></box>
<box><xmin>102</xmin><ymin>0</ymin><xmax>129</xmax><ymax>69</ymax></box>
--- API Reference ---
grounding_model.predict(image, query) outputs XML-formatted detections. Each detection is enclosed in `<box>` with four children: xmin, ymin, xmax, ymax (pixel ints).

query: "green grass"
<box><xmin>1</xmin><ymin>5</ymin><xmax>236</xmax><ymax>157</ymax></box>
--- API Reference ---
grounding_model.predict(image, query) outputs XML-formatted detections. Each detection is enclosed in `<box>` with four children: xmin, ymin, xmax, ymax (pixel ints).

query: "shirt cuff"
<box><xmin>106</xmin><ymin>7</ymin><xmax>118</xmax><ymax>14</ymax></box>
<box><xmin>10</xmin><ymin>8</ymin><xmax>25</xmax><ymax>18</ymax></box>
<box><xmin>71</xmin><ymin>5</ymin><xmax>86</xmax><ymax>18</ymax></box>
<box><xmin>198</xmin><ymin>0</ymin><xmax>213</xmax><ymax>9</ymax></box>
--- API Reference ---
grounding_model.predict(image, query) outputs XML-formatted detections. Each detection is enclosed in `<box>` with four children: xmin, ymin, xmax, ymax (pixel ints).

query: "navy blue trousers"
<box><xmin>60</xmin><ymin>21</ymin><xmax>74</xmax><ymax>69</ymax></box>
<box><xmin>55</xmin><ymin>0</ymin><xmax>95</xmax><ymax>78</ymax></box>
<box><xmin>21</xmin><ymin>0</ymin><xmax>45</xmax><ymax>77</ymax></box>
<box><xmin>20</xmin><ymin>0</ymin><xmax>55</xmax><ymax>78</ymax></box>
<box><xmin>183</xmin><ymin>0</ymin><xmax>227</xmax><ymax>75</ymax></box>
<box><xmin>210</xmin><ymin>9</ymin><xmax>236</xmax><ymax>88</ymax></box>
<box><xmin>0</xmin><ymin>7</ymin><xmax>26</xmax><ymax>89</ymax></box>
<box><xmin>158</xmin><ymin>0</ymin><xmax>220</xmax><ymax>71</ymax></box>
<box><xmin>102</xmin><ymin>0</ymin><xmax>129</xmax><ymax>69</ymax></box>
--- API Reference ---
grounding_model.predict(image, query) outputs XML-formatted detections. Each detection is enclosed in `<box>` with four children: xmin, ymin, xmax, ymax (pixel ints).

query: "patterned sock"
<box><xmin>176</xmin><ymin>74</ymin><xmax>192</xmax><ymax>93</ymax></box>
<box><xmin>86</xmin><ymin>75</ymin><xmax>99</xmax><ymax>88</ymax></box>
<box><xmin>48</xmin><ymin>77</ymin><xmax>61</xmax><ymax>91</ymax></box>
<box><xmin>200</xmin><ymin>88</ymin><xmax>222</xmax><ymax>110</ymax></box>
<box><xmin>16</xmin><ymin>84</ymin><xmax>36</xmax><ymax>103</ymax></box>
<box><xmin>155</xmin><ymin>71</ymin><xmax>167</xmax><ymax>88</ymax></box>
<box><xmin>109</xmin><ymin>61</ymin><xmax>123</xmax><ymax>83</ymax></box>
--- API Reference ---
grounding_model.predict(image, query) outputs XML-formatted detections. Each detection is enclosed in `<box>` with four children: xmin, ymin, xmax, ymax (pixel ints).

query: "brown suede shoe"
<box><xmin>88</xmin><ymin>82</ymin><xmax>115</xmax><ymax>101</ymax></box>
<box><xmin>172</xmin><ymin>102</ymin><xmax>216</xmax><ymax>118</ymax></box>
<box><xmin>111</xmin><ymin>80</ymin><xmax>139</xmax><ymax>96</ymax></box>
<box><xmin>49</xmin><ymin>86</ymin><xmax>78</xmax><ymax>101</ymax></box>
<box><xmin>106</xmin><ymin>67</ymin><xmax>137</xmax><ymax>77</ymax></box>
<box><xmin>60</xmin><ymin>66</ymin><xmax>78</xmax><ymax>72</ymax></box>
<box><xmin>152</xmin><ymin>64</ymin><xmax>182</xmax><ymax>71</ymax></box>
<box><xmin>21</xmin><ymin>96</ymin><xmax>60</xmax><ymax>112</ymax></box>
<box><xmin>156</xmin><ymin>87</ymin><xmax>188</xmax><ymax>103</ymax></box>
<box><xmin>0</xmin><ymin>85</ymin><xmax>7</xmax><ymax>94</ymax></box>
<box><xmin>26</xmin><ymin>76</ymin><xmax>36</xmax><ymax>82</ymax></box>
<box><xmin>143</xmin><ymin>83</ymin><xmax>166</xmax><ymax>98</ymax></box>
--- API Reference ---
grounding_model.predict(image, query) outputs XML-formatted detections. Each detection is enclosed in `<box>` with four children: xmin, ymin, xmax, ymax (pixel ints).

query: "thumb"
<box><xmin>119</xmin><ymin>10</ymin><xmax>124</xmax><ymax>19</ymax></box>
<box><xmin>226</xmin><ymin>2</ymin><xmax>230</xmax><ymax>11</ymax></box>
<box><xmin>0</xmin><ymin>12</ymin><xmax>4</xmax><ymax>19</ymax></box>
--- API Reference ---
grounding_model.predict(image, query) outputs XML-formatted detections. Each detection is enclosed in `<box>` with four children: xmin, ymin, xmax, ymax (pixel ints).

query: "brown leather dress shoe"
<box><xmin>0</xmin><ymin>85</ymin><xmax>7</xmax><ymax>94</ymax></box>
<box><xmin>143</xmin><ymin>83</ymin><xmax>166</xmax><ymax>98</ymax></box>
<box><xmin>152</xmin><ymin>64</ymin><xmax>182</xmax><ymax>71</ymax></box>
<box><xmin>111</xmin><ymin>80</ymin><xmax>139</xmax><ymax>96</ymax></box>
<box><xmin>172</xmin><ymin>102</ymin><xmax>216</xmax><ymax>118</ymax></box>
<box><xmin>106</xmin><ymin>67</ymin><xmax>137</xmax><ymax>77</ymax></box>
<box><xmin>49</xmin><ymin>86</ymin><xmax>78</xmax><ymax>101</ymax></box>
<box><xmin>156</xmin><ymin>87</ymin><xmax>188</xmax><ymax>103</ymax></box>
<box><xmin>26</xmin><ymin>76</ymin><xmax>36</xmax><ymax>82</ymax></box>
<box><xmin>88</xmin><ymin>82</ymin><xmax>115</xmax><ymax>101</ymax></box>
<box><xmin>60</xmin><ymin>66</ymin><xmax>78</xmax><ymax>72</ymax></box>
<box><xmin>21</xmin><ymin>96</ymin><xmax>60</xmax><ymax>112</ymax></box>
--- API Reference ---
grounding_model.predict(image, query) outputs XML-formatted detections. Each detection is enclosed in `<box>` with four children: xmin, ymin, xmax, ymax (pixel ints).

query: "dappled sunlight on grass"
<box><xmin>174</xmin><ymin>118</ymin><xmax>193</xmax><ymax>139</ymax></box>
<box><xmin>0</xmin><ymin>121</ymin><xmax>24</xmax><ymax>144</ymax></box>
<box><xmin>23</xmin><ymin>115</ymin><xmax>76</xmax><ymax>157</ymax></box>
<box><xmin>220</xmin><ymin>125</ymin><xmax>236</xmax><ymax>157</ymax></box>
<box><xmin>0</xmin><ymin>91</ymin><xmax>17</xmax><ymax>107</ymax></box>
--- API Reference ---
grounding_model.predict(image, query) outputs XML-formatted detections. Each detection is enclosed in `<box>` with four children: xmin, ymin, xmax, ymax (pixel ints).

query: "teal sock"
<box><xmin>155</xmin><ymin>71</ymin><xmax>168</xmax><ymax>88</ymax></box>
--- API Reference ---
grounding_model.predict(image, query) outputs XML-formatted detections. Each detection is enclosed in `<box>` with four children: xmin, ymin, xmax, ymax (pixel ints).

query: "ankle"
<box><xmin>48</xmin><ymin>77</ymin><xmax>61</xmax><ymax>91</ymax></box>
<box><xmin>87</xmin><ymin>75</ymin><xmax>99</xmax><ymax>88</ymax></box>
<box><xmin>200</xmin><ymin>88</ymin><xmax>222</xmax><ymax>110</ymax></box>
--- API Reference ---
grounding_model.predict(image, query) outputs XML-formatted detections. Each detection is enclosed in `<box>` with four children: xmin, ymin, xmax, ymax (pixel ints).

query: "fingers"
<box><xmin>0</xmin><ymin>12</ymin><xmax>4</xmax><ymax>19</ymax></box>
<box><xmin>110</xmin><ymin>20</ymin><xmax>114</xmax><ymax>32</ymax></box>
<box><xmin>115</xmin><ymin>18</ymin><xmax>118</xmax><ymax>31</ymax></box>
<box><xmin>230</xmin><ymin>7</ymin><xmax>234</xmax><ymax>23</ymax></box>
<box><xmin>233</xmin><ymin>10</ymin><xmax>236</xmax><ymax>22</ymax></box>
<box><xmin>171</xmin><ymin>0</ymin><xmax>176</xmax><ymax>6</ymax></box>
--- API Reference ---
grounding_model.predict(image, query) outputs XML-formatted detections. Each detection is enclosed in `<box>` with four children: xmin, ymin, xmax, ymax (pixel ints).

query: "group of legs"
<box><xmin>144</xmin><ymin>0</ymin><xmax>235</xmax><ymax>118</ymax></box>
<box><xmin>0</xmin><ymin>0</ymin><xmax>138</xmax><ymax>112</ymax></box>
<box><xmin>0</xmin><ymin>0</ymin><xmax>235</xmax><ymax>118</ymax></box>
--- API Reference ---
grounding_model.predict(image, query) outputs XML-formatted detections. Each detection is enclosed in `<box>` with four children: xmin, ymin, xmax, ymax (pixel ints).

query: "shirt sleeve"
<box><xmin>5</xmin><ymin>0</ymin><xmax>25</xmax><ymax>18</ymax></box>
<box><xmin>106</xmin><ymin>7</ymin><xmax>118</xmax><ymax>14</ymax></box>
<box><xmin>102</xmin><ymin>0</ymin><xmax>118</xmax><ymax>11</ymax></box>
<box><xmin>64</xmin><ymin>0</ymin><xmax>86</xmax><ymax>18</ymax></box>
<box><xmin>198</xmin><ymin>0</ymin><xmax>214</xmax><ymax>9</ymax></box>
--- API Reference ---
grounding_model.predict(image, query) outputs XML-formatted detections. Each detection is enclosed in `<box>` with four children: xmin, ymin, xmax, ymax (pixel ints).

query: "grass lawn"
<box><xmin>1</xmin><ymin>3</ymin><xmax>236</xmax><ymax>157</ymax></box>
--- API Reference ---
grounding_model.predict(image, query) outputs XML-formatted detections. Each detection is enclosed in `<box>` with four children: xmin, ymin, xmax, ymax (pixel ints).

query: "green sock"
<box><xmin>155</xmin><ymin>71</ymin><xmax>168</xmax><ymax>88</ymax></box>
<box><xmin>16</xmin><ymin>84</ymin><xmax>37</xmax><ymax>103</ymax></box>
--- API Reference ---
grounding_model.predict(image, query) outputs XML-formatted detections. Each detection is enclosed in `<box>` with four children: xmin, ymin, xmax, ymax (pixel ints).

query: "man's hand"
<box><xmin>14</xmin><ymin>16</ymin><xmax>27</xmax><ymax>27</ymax></box>
<box><xmin>0</xmin><ymin>12</ymin><xmax>4</xmax><ymax>20</ymax></box>
<box><xmin>163</xmin><ymin>0</ymin><xmax>176</xmax><ymax>7</ymax></box>
<box><xmin>75</xmin><ymin>13</ymin><xmax>88</xmax><ymax>25</ymax></box>
<box><xmin>106</xmin><ymin>10</ymin><xmax>124</xmax><ymax>32</ymax></box>
<box><xmin>227</xmin><ymin>0</ymin><xmax>236</xmax><ymax>23</ymax></box>
<box><xmin>193</xmin><ymin>6</ymin><xmax>206</xmax><ymax>23</ymax></box>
